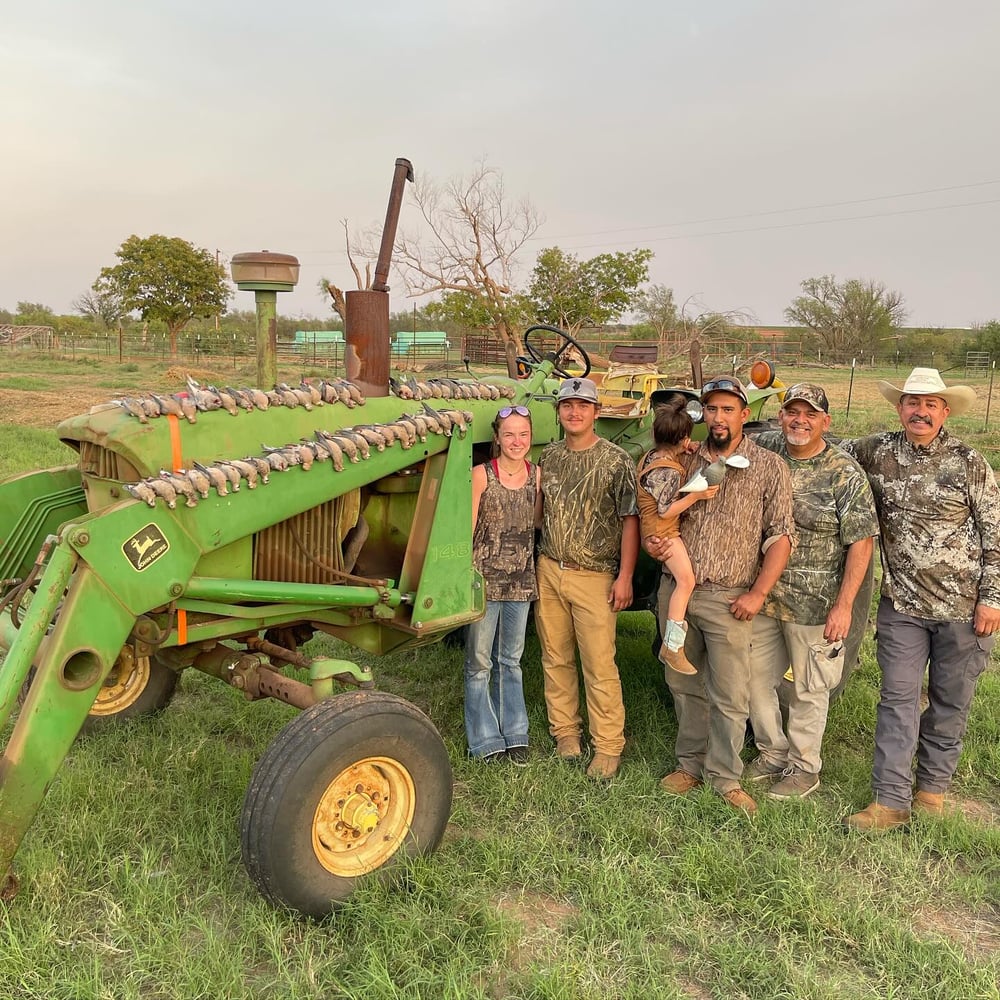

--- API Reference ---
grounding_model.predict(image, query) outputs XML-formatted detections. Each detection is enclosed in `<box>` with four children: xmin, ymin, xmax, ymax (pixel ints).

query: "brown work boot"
<box><xmin>658</xmin><ymin>642</ymin><xmax>697</xmax><ymax>675</ymax></box>
<box><xmin>659</xmin><ymin>769</ymin><xmax>703</xmax><ymax>796</ymax></box>
<box><xmin>912</xmin><ymin>789</ymin><xmax>947</xmax><ymax>815</ymax></box>
<box><xmin>586</xmin><ymin>753</ymin><xmax>621</xmax><ymax>781</ymax></box>
<box><xmin>555</xmin><ymin>735</ymin><xmax>584</xmax><ymax>763</ymax></box>
<box><xmin>721</xmin><ymin>788</ymin><xmax>758</xmax><ymax>815</ymax></box>
<box><xmin>843</xmin><ymin>801</ymin><xmax>910</xmax><ymax>832</ymax></box>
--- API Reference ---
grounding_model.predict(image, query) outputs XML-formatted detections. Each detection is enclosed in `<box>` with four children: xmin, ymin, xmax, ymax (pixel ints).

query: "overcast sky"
<box><xmin>3</xmin><ymin>0</ymin><xmax>998</xmax><ymax>328</ymax></box>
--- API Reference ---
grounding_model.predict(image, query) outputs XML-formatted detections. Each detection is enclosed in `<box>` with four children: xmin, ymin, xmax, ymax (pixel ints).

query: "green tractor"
<box><xmin>0</xmin><ymin>328</ymin><xmax>786</xmax><ymax>917</ymax></box>
<box><xmin>0</xmin><ymin>163</ymin><xmax>796</xmax><ymax>919</ymax></box>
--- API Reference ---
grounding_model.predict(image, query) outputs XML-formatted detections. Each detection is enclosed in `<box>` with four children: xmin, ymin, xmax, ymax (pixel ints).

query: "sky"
<box><xmin>2</xmin><ymin>0</ymin><xmax>999</xmax><ymax>329</ymax></box>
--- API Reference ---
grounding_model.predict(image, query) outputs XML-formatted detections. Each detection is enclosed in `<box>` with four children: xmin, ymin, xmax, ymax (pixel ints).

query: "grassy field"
<box><xmin>1</xmin><ymin>356</ymin><xmax>998</xmax><ymax>999</ymax></box>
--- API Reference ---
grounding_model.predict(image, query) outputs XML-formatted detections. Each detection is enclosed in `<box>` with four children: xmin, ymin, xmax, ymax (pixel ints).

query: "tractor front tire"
<box><xmin>240</xmin><ymin>690</ymin><xmax>453</xmax><ymax>919</ymax></box>
<box><xmin>81</xmin><ymin>648</ymin><xmax>179</xmax><ymax>733</ymax></box>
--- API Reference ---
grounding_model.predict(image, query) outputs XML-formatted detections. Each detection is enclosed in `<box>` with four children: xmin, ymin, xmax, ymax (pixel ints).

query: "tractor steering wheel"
<box><xmin>522</xmin><ymin>324</ymin><xmax>592</xmax><ymax>379</ymax></box>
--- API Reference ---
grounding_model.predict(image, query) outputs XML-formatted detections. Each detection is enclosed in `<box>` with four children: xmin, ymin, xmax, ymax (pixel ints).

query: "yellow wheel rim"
<box><xmin>312</xmin><ymin>757</ymin><xmax>416</xmax><ymax>876</ymax></box>
<box><xmin>89</xmin><ymin>649</ymin><xmax>151</xmax><ymax>716</ymax></box>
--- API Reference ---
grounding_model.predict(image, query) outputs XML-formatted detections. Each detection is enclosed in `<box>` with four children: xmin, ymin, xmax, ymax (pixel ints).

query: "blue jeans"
<box><xmin>464</xmin><ymin>599</ymin><xmax>531</xmax><ymax>757</ymax></box>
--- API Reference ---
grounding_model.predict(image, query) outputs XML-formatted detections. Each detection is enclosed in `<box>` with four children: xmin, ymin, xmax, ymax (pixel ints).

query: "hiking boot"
<box><xmin>659</xmin><ymin>769</ymin><xmax>703</xmax><ymax>796</ymax></box>
<box><xmin>843</xmin><ymin>801</ymin><xmax>910</xmax><ymax>832</ymax></box>
<box><xmin>743</xmin><ymin>755</ymin><xmax>785</xmax><ymax>783</ymax></box>
<box><xmin>478</xmin><ymin>750</ymin><xmax>506</xmax><ymax>764</ymax></box>
<box><xmin>555</xmin><ymin>736</ymin><xmax>584</xmax><ymax>763</ymax></box>
<box><xmin>767</xmin><ymin>767</ymin><xmax>820</xmax><ymax>800</ymax></box>
<box><xmin>721</xmin><ymin>788</ymin><xmax>758</xmax><ymax>815</ymax></box>
<box><xmin>912</xmin><ymin>789</ymin><xmax>946</xmax><ymax>815</ymax></box>
<box><xmin>506</xmin><ymin>746</ymin><xmax>530</xmax><ymax>768</ymax></box>
<box><xmin>586</xmin><ymin>753</ymin><xmax>621</xmax><ymax>781</ymax></box>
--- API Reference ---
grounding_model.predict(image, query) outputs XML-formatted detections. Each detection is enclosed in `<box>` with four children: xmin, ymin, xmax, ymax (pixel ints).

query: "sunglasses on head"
<box><xmin>497</xmin><ymin>405</ymin><xmax>531</xmax><ymax>419</ymax></box>
<box><xmin>702</xmin><ymin>378</ymin><xmax>745</xmax><ymax>398</ymax></box>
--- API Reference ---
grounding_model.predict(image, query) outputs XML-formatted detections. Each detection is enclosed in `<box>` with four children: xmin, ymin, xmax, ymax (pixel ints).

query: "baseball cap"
<box><xmin>556</xmin><ymin>378</ymin><xmax>600</xmax><ymax>404</ymax></box>
<box><xmin>699</xmin><ymin>376</ymin><xmax>748</xmax><ymax>406</ymax></box>
<box><xmin>781</xmin><ymin>383</ymin><xmax>829</xmax><ymax>413</ymax></box>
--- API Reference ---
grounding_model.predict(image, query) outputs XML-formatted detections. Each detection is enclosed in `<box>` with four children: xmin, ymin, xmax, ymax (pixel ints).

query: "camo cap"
<box><xmin>781</xmin><ymin>383</ymin><xmax>829</xmax><ymax>413</ymax></box>
<box><xmin>556</xmin><ymin>378</ymin><xmax>600</xmax><ymax>404</ymax></box>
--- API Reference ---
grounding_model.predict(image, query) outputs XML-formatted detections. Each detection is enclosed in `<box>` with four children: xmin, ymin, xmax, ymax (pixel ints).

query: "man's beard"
<box><xmin>709</xmin><ymin>426</ymin><xmax>732</xmax><ymax>449</ymax></box>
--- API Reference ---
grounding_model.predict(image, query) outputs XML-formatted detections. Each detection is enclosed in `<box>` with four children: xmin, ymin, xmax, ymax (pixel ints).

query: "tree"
<box><xmin>94</xmin><ymin>235</ymin><xmax>231</xmax><ymax>356</ymax></box>
<box><xmin>785</xmin><ymin>275</ymin><xmax>906</xmax><ymax>362</ymax></box>
<box><xmin>319</xmin><ymin>219</ymin><xmax>373</xmax><ymax>323</ymax></box>
<box><xmin>14</xmin><ymin>302</ymin><xmax>57</xmax><ymax>327</ymax></box>
<box><xmin>73</xmin><ymin>289</ymin><xmax>126</xmax><ymax>330</ymax></box>
<box><xmin>527</xmin><ymin>247</ymin><xmax>652</xmax><ymax>335</ymax></box>
<box><xmin>391</xmin><ymin>161</ymin><xmax>541</xmax><ymax>350</ymax></box>
<box><xmin>632</xmin><ymin>284</ymin><xmax>678</xmax><ymax>341</ymax></box>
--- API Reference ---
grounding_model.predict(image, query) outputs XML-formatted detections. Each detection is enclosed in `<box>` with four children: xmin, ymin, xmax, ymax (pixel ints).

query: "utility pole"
<box><xmin>215</xmin><ymin>250</ymin><xmax>221</xmax><ymax>333</ymax></box>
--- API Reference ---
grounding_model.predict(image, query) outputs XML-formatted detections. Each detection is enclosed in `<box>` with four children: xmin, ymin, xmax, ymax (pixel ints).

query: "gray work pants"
<box><xmin>749</xmin><ymin>614</ymin><xmax>843</xmax><ymax>775</ymax></box>
<box><xmin>872</xmin><ymin>597</ymin><xmax>992</xmax><ymax>810</ymax></box>
<box><xmin>659</xmin><ymin>576</ymin><xmax>753</xmax><ymax>793</ymax></box>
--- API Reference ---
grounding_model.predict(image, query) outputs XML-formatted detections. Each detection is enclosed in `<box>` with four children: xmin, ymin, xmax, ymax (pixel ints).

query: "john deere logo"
<box><xmin>123</xmin><ymin>523</ymin><xmax>169</xmax><ymax>571</ymax></box>
<box><xmin>572</xmin><ymin>380</ymin><xmax>581</xmax><ymax>391</ymax></box>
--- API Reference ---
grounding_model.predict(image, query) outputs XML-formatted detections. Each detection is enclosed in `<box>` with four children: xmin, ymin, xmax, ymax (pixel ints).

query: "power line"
<box><xmin>548</xmin><ymin>197</ymin><xmax>1000</xmax><ymax>252</ymax></box>
<box><xmin>529</xmin><ymin>179</ymin><xmax>1000</xmax><ymax>242</ymax></box>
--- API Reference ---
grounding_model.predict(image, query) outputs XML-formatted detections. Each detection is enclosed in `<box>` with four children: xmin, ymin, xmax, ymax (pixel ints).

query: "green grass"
<box><xmin>1</xmin><ymin>361</ymin><xmax>999</xmax><ymax>998</ymax></box>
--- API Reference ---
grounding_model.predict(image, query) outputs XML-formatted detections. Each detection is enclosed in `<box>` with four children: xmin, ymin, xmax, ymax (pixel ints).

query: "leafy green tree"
<box><xmin>971</xmin><ymin>319</ymin><xmax>1000</xmax><ymax>360</ymax></box>
<box><xmin>528</xmin><ymin>247</ymin><xmax>653</xmax><ymax>335</ymax></box>
<box><xmin>632</xmin><ymin>284</ymin><xmax>678</xmax><ymax>342</ymax></box>
<box><xmin>785</xmin><ymin>275</ymin><xmax>906</xmax><ymax>362</ymax></box>
<box><xmin>14</xmin><ymin>302</ymin><xmax>57</xmax><ymax>326</ymax></box>
<box><xmin>94</xmin><ymin>235</ymin><xmax>231</xmax><ymax>356</ymax></box>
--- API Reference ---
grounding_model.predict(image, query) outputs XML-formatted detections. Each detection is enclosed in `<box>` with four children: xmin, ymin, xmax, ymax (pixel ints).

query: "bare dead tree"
<box><xmin>320</xmin><ymin>220</ymin><xmax>374</xmax><ymax>323</ymax></box>
<box><xmin>390</xmin><ymin>161</ymin><xmax>541</xmax><ymax>348</ymax></box>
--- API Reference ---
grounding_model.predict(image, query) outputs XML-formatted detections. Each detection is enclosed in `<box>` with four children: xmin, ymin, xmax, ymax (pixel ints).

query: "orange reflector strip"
<box><xmin>177</xmin><ymin>609</ymin><xmax>188</xmax><ymax>646</ymax></box>
<box><xmin>167</xmin><ymin>413</ymin><xmax>183</xmax><ymax>472</ymax></box>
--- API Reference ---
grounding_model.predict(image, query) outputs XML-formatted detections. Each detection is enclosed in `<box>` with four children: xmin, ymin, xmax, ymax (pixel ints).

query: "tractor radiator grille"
<box><xmin>254</xmin><ymin>493</ymin><xmax>361</xmax><ymax>585</ymax></box>
<box><xmin>78</xmin><ymin>442</ymin><xmax>140</xmax><ymax>483</ymax></box>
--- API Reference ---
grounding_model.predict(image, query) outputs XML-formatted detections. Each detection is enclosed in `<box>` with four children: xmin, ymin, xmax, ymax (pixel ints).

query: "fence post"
<box><xmin>985</xmin><ymin>361</ymin><xmax>995</xmax><ymax>432</ymax></box>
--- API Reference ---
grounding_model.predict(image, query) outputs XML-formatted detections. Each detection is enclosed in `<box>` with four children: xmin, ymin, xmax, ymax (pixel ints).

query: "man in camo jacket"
<box><xmin>745</xmin><ymin>383</ymin><xmax>878</xmax><ymax>801</ymax></box>
<box><xmin>842</xmin><ymin>368</ymin><xmax>1000</xmax><ymax>831</ymax></box>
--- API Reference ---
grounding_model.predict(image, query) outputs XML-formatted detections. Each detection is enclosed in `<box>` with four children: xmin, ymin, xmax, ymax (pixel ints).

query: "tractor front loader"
<box><xmin>0</xmin><ymin>352</ymin><xmax>569</xmax><ymax>917</ymax></box>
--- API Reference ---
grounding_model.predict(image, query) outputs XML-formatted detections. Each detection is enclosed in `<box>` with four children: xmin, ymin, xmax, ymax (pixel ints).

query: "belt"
<box><xmin>543</xmin><ymin>554</ymin><xmax>586</xmax><ymax>571</ymax></box>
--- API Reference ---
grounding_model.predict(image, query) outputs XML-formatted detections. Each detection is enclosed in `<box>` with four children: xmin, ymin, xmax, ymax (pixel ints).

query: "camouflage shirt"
<box><xmin>539</xmin><ymin>437</ymin><xmax>639</xmax><ymax>575</ymax></box>
<box><xmin>843</xmin><ymin>429</ymin><xmax>1000</xmax><ymax>621</ymax></box>
<box><xmin>754</xmin><ymin>431</ymin><xmax>879</xmax><ymax>625</ymax></box>
<box><xmin>472</xmin><ymin>461</ymin><xmax>538</xmax><ymax>602</ymax></box>
<box><xmin>680</xmin><ymin>434</ymin><xmax>796</xmax><ymax>590</ymax></box>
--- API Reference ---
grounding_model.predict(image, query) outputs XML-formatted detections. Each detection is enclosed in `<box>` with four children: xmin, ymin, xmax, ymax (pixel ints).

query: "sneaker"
<box><xmin>507</xmin><ymin>746</ymin><xmax>530</xmax><ymax>767</ymax></box>
<box><xmin>555</xmin><ymin>736</ymin><xmax>585</xmax><ymax>763</ymax></box>
<box><xmin>586</xmin><ymin>752</ymin><xmax>621</xmax><ymax>781</ymax></box>
<box><xmin>744</xmin><ymin>755</ymin><xmax>785</xmax><ymax>783</ymax></box>
<box><xmin>659</xmin><ymin>769</ymin><xmax>703</xmax><ymax>795</ymax></box>
<box><xmin>843</xmin><ymin>801</ymin><xmax>910</xmax><ymax>832</ymax></box>
<box><xmin>767</xmin><ymin>767</ymin><xmax>820</xmax><ymax>800</ymax></box>
<box><xmin>721</xmin><ymin>788</ymin><xmax>758</xmax><ymax>815</ymax></box>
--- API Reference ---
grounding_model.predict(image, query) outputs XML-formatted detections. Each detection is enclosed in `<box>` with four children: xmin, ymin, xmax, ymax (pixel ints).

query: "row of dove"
<box><xmin>124</xmin><ymin>409</ymin><xmax>474</xmax><ymax>509</ymax></box>
<box><xmin>114</xmin><ymin>377</ymin><xmax>368</xmax><ymax>424</ymax></box>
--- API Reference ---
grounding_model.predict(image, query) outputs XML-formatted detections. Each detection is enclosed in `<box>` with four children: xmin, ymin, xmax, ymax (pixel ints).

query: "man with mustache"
<box><xmin>842</xmin><ymin>368</ymin><xmax>1000</xmax><ymax>831</ymax></box>
<box><xmin>746</xmin><ymin>383</ymin><xmax>878</xmax><ymax>800</ymax></box>
<box><xmin>648</xmin><ymin>376</ymin><xmax>795</xmax><ymax>814</ymax></box>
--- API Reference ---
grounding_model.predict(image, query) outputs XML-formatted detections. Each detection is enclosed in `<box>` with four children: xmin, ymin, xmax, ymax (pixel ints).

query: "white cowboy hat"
<box><xmin>877</xmin><ymin>367</ymin><xmax>975</xmax><ymax>416</ymax></box>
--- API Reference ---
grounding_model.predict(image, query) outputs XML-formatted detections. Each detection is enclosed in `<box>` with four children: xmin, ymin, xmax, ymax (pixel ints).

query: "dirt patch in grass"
<box><xmin>912</xmin><ymin>905</ymin><xmax>1000</xmax><ymax>960</ymax></box>
<box><xmin>0</xmin><ymin>387</ymin><xmax>104</xmax><ymax>428</ymax></box>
